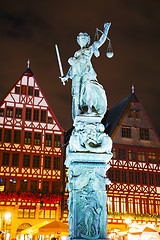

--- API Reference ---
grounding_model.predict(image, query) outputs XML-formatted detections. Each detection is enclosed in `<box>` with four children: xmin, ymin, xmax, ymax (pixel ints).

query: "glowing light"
<box><xmin>61</xmin><ymin>236</ymin><xmax>67</xmax><ymax>240</ymax></box>
<box><xmin>124</xmin><ymin>218</ymin><xmax>132</xmax><ymax>225</ymax></box>
<box><xmin>4</xmin><ymin>212</ymin><xmax>11</xmax><ymax>220</ymax></box>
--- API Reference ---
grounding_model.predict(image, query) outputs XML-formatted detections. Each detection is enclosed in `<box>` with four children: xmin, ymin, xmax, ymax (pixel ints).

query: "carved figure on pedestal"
<box><xmin>67</xmin><ymin>119</ymin><xmax>112</xmax><ymax>154</ymax></box>
<box><xmin>60</xmin><ymin>23</ymin><xmax>112</xmax><ymax>120</ymax></box>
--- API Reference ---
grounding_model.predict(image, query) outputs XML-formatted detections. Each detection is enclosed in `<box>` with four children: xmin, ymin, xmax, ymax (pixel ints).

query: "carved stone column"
<box><xmin>65</xmin><ymin>115</ymin><xmax>112</xmax><ymax>240</ymax></box>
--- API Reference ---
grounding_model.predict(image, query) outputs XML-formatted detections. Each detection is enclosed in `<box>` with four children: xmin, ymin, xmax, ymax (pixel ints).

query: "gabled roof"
<box><xmin>102</xmin><ymin>93</ymin><xmax>138</xmax><ymax>136</ymax></box>
<box><xmin>102</xmin><ymin>92</ymin><xmax>160</xmax><ymax>142</ymax></box>
<box><xmin>0</xmin><ymin>65</ymin><xmax>64</xmax><ymax>133</ymax></box>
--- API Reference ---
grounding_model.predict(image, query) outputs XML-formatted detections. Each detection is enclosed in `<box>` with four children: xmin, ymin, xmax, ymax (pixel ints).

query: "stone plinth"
<box><xmin>65</xmin><ymin>115</ymin><xmax>112</xmax><ymax>240</ymax></box>
<box><xmin>66</xmin><ymin>151</ymin><xmax>111</xmax><ymax>240</ymax></box>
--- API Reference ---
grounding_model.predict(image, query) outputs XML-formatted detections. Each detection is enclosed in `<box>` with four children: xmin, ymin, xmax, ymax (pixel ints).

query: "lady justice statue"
<box><xmin>58</xmin><ymin>22</ymin><xmax>113</xmax><ymax>121</ymax></box>
<box><xmin>56</xmin><ymin>23</ymin><xmax>113</xmax><ymax>240</ymax></box>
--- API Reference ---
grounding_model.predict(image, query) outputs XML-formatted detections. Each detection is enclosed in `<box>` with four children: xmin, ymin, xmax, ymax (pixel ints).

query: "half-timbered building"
<box><xmin>102</xmin><ymin>87</ymin><xmax>160</xmax><ymax>238</ymax></box>
<box><xmin>62</xmin><ymin>87</ymin><xmax>160</xmax><ymax>239</ymax></box>
<box><xmin>0</xmin><ymin>63</ymin><xmax>64</xmax><ymax>240</ymax></box>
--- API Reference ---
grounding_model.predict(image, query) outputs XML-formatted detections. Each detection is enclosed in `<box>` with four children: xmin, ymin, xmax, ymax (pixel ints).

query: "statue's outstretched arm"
<box><xmin>93</xmin><ymin>22</ymin><xmax>111</xmax><ymax>50</ymax></box>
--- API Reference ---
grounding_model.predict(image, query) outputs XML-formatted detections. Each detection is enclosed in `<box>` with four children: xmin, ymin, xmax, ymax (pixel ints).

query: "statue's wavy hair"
<box><xmin>77</xmin><ymin>32</ymin><xmax>90</xmax><ymax>47</ymax></box>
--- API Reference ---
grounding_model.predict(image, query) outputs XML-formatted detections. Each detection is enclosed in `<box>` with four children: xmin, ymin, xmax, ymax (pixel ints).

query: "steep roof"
<box><xmin>102</xmin><ymin>93</ymin><xmax>138</xmax><ymax>136</ymax></box>
<box><xmin>0</xmin><ymin>65</ymin><xmax>64</xmax><ymax>133</ymax></box>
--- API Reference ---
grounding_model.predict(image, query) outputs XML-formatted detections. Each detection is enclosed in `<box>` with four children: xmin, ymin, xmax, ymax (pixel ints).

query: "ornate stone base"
<box><xmin>66</xmin><ymin>152</ymin><xmax>111</xmax><ymax>240</ymax></box>
<box><xmin>66</xmin><ymin>115</ymin><xmax>112</xmax><ymax>240</ymax></box>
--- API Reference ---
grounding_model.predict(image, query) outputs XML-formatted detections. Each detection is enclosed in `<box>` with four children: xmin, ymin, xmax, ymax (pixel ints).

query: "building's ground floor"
<box><xmin>0</xmin><ymin>201</ymin><xmax>62</xmax><ymax>240</ymax></box>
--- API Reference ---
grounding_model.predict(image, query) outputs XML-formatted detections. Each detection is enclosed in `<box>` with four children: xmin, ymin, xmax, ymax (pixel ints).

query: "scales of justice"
<box><xmin>56</xmin><ymin>22</ymin><xmax>113</xmax><ymax>240</ymax></box>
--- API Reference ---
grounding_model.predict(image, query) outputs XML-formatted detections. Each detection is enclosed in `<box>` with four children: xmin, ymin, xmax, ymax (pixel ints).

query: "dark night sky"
<box><xmin>0</xmin><ymin>0</ymin><xmax>160</xmax><ymax>135</ymax></box>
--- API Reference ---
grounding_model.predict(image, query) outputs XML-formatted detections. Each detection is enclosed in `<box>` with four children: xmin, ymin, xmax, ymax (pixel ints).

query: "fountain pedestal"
<box><xmin>65</xmin><ymin>116</ymin><xmax>112</xmax><ymax>240</ymax></box>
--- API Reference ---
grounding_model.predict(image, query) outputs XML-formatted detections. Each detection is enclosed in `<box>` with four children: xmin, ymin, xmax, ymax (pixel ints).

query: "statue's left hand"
<box><xmin>104</xmin><ymin>22</ymin><xmax>111</xmax><ymax>31</ymax></box>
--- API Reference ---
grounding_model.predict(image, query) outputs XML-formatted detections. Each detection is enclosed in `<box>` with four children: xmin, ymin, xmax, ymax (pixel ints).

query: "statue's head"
<box><xmin>77</xmin><ymin>32</ymin><xmax>90</xmax><ymax>48</ymax></box>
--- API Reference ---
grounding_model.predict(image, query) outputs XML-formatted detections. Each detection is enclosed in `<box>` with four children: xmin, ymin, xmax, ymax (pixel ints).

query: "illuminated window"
<box><xmin>149</xmin><ymin>199</ymin><xmax>155</xmax><ymax>214</ymax></box>
<box><xmin>6</xmin><ymin>107</ymin><xmax>13</xmax><ymax>117</ymax></box>
<box><xmin>122</xmin><ymin>126</ymin><xmax>131</xmax><ymax>138</ymax></box>
<box><xmin>23</xmin><ymin>154</ymin><xmax>30</xmax><ymax>168</ymax></box>
<box><xmin>140</xmin><ymin>128</ymin><xmax>149</xmax><ymax>140</ymax></box>
<box><xmin>135</xmin><ymin>110</ymin><xmax>140</xmax><ymax>119</ymax></box>
<box><xmin>15</xmin><ymin>108</ymin><xmax>22</xmax><ymax>118</ymax></box>
<box><xmin>12</xmin><ymin>153</ymin><xmax>19</xmax><ymax>167</ymax></box>
<box><xmin>156</xmin><ymin>200</ymin><xmax>160</xmax><ymax>215</ymax></box>
<box><xmin>44</xmin><ymin>156</ymin><xmax>51</xmax><ymax>169</ymax></box>
<box><xmin>45</xmin><ymin>134</ymin><xmax>52</xmax><ymax>146</ymax></box>
<box><xmin>149</xmin><ymin>173</ymin><xmax>155</xmax><ymax>185</ymax></box>
<box><xmin>114</xmin><ymin>197</ymin><xmax>120</xmax><ymax>212</ymax></box>
<box><xmin>122</xmin><ymin>170</ymin><xmax>127</xmax><ymax>183</ymax></box>
<box><xmin>21</xmin><ymin>85</ymin><xmax>26</xmax><ymax>95</ymax></box>
<box><xmin>30</xmin><ymin>180</ymin><xmax>38</xmax><ymax>192</ymax></box>
<box><xmin>128</xmin><ymin>198</ymin><xmax>134</xmax><ymax>213</ymax></box>
<box><xmin>41</xmin><ymin>110</ymin><xmax>46</xmax><ymax>123</ymax></box>
<box><xmin>33</xmin><ymin>155</ymin><xmax>40</xmax><ymax>168</ymax></box>
<box><xmin>112</xmin><ymin>148</ymin><xmax>117</xmax><ymax>159</ymax></box>
<box><xmin>14</xmin><ymin>130</ymin><xmax>21</xmax><ymax>143</ymax></box>
<box><xmin>54</xmin><ymin>157</ymin><xmax>60</xmax><ymax>170</ymax></box>
<box><xmin>20</xmin><ymin>179</ymin><xmax>28</xmax><ymax>191</ymax></box>
<box><xmin>18</xmin><ymin>209</ymin><xmax>35</xmax><ymax>219</ymax></box>
<box><xmin>39</xmin><ymin>209</ymin><xmax>56</xmax><ymax>219</ymax></box>
<box><xmin>35</xmin><ymin>89</ymin><xmax>39</xmax><ymax>97</ymax></box>
<box><xmin>28</xmin><ymin>86</ymin><xmax>33</xmax><ymax>96</ymax></box>
<box><xmin>26</xmin><ymin>108</ymin><xmax>32</xmax><ymax>121</ymax></box>
<box><xmin>0</xmin><ymin>178</ymin><xmax>6</xmax><ymax>190</ymax></box>
<box><xmin>33</xmin><ymin>109</ymin><xmax>39</xmax><ymax>121</ymax></box>
<box><xmin>54</xmin><ymin>135</ymin><xmax>61</xmax><ymax>147</ymax></box>
<box><xmin>142</xmin><ymin>172</ymin><xmax>148</xmax><ymax>185</ymax></box>
<box><xmin>148</xmin><ymin>152</ymin><xmax>156</xmax><ymax>163</ymax></box>
<box><xmin>121</xmin><ymin>198</ymin><xmax>126</xmax><ymax>213</ymax></box>
<box><xmin>42</xmin><ymin>181</ymin><xmax>49</xmax><ymax>192</ymax></box>
<box><xmin>34</xmin><ymin>132</ymin><xmax>41</xmax><ymax>145</ymax></box>
<box><xmin>135</xmin><ymin>172</ymin><xmax>141</xmax><ymax>184</ymax></box>
<box><xmin>18</xmin><ymin>209</ymin><xmax>23</xmax><ymax>218</ymax></box>
<box><xmin>141</xmin><ymin>199</ymin><xmax>148</xmax><ymax>214</ymax></box>
<box><xmin>4</xmin><ymin>129</ymin><xmax>11</xmax><ymax>142</ymax></box>
<box><xmin>24</xmin><ymin>131</ymin><xmax>32</xmax><ymax>145</ymax></box>
<box><xmin>52</xmin><ymin>182</ymin><xmax>59</xmax><ymax>193</ymax></box>
<box><xmin>128</xmin><ymin>109</ymin><xmax>134</xmax><ymax>118</ymax></box>
<box><xmin>107</xmin><ymin>197</ymin><xmax>113</xmax><ymax>212</ymax></box>
<box><xmin>137</xmin><ymin>151</ymin><xmax>146</xmax><ymax>162</ymax></box>
<box><xmin>128</xmin><ymin>109</ymin><xmax>140</xmax><ymax>119</ymax></box>
<box><xmin>2</xmin><ymin>152</ymin><xmax>10</xmax><ymax>166</ymax></box>
<box><xmin>128</xmin><ymin>150</ymin><xmax>136</xmax><ymax>161</ymax></box>
<box><xmin>0</xmin><ymin>109</ymin><xmax>4</xmax><ymax>116</ymax></box>
<box><xmin>135</xmin><ymin>198</ymin><xmax>140</xmax><ymax>214</ymax></box>
<box><xmin>118</xmin><ymin>148</ymin><xmax>126</xmax><ymax>160</ymax></box>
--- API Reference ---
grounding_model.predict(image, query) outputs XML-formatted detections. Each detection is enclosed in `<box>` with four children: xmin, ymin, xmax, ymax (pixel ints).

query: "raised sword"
<box><xmin>55</xmin><ymin>44</ymin><xmax>65</xmax><ymax>85</ymax></box>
